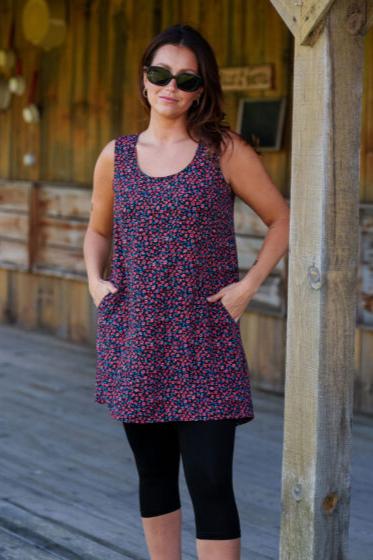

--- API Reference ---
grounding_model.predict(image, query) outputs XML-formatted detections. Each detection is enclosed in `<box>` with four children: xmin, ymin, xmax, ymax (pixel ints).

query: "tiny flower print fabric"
<box><xmin>95</xmin><ymin>134</ymin><xmax>255</xmax><ymax>426</ymax></box>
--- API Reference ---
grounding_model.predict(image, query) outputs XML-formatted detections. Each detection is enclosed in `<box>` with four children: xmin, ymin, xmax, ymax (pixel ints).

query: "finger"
<box><xmin>206</xmin><ymin>292</ymin><xmax>220</xmax><ymax>302</ymax></box>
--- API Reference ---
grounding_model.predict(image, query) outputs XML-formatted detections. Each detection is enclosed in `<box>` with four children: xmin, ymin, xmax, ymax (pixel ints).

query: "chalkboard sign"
<box><xmin>236</xmin><ymin>97</ymin><xmax>287</xmax><ymax>151</ymax></box>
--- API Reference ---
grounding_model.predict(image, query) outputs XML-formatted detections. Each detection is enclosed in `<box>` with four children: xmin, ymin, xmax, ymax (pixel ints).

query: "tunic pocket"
<box><xmin>217</xmin><ymin>299</ymin><xmax>239</xmax><ymax>328</ymax></box>
<box><xmin>97</xmin><ymin>289</ymin><xmax>119</xmax><ymax>311</ymax></box>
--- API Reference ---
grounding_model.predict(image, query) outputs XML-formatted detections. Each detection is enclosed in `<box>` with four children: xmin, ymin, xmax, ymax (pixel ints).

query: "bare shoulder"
<box><xmin>103</xmin><ymin>138</ymin><xmax>116</xmax><ymax>155</ymax></box>
<box><xmin>219</xmin><ymin>130</ymin><xmax>289</xmax><ymax>228</ymax></box>
<box><xmin>219</xmin><ymin>130</ymin><xmax>258</xmax><ymax>185</ymax></box>
<box><xmin>89</xmin><ymin>138</ymin><xmax>117</xmax><ymax>238</ymax></box>
<box><xmin>95</xmin><ymin>138</ymin><xmax>116</xmax><ymax>168</ymax></box>
<box><xmin>92</xmin><ymin>138</ymin><xmax>116</xmax><ymax>186</ymax></box>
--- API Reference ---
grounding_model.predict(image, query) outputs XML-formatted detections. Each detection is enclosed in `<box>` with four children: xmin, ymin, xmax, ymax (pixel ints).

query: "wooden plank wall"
<box><xmin>0</xmin><ymin>0</ymin><xmax>372</xmax><ymax>413</ymax></box>
<box><xmin>0</xmin><ymin>180</ymin><xmax>90</xmax><ymax>277</ymax></box>
<box><xmin>0</xmin><ymin>0</ymin><xmax>292</xmax><ymax>183</ymax></box>
<box><xmin>0</xmin><ymin>180</ymin><xmax>32</xmax><ymax>270</ymax></box>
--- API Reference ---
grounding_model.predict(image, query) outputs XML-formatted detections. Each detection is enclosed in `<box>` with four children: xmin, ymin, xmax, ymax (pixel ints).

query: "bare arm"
<box><xmin>83</xmin><ymin>139</ymin><xmax>118</xmax><ymax>306</ymax></box>
<box><xmin>205</xmin><ymin>133</ymin><xmax>290</xmax><ymax>321</ymax></box>
<box><xmin>222</xmin><ymin>132</ymin><xmax>290</xmax><ymax>296</ymax></box>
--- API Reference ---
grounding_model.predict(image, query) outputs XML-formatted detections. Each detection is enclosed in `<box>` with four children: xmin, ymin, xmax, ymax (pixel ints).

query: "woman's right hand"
<box><xmin>90</xmin><ymin>279</ymin><xmax>119</xmax><ymax>308</ymax></box>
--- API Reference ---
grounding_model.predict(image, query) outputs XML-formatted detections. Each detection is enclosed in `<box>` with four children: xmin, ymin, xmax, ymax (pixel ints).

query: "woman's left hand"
<box><xmin>206</xmin><ymin>280</ymin><xmax>257</xmax><ymax>322</ymax></box>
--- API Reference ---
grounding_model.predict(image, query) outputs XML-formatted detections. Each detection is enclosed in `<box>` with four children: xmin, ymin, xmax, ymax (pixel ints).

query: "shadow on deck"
<box><xmin>0</xmin><ymin>323</ymin><xmax>372</xmax><ymax>559</ymax></box>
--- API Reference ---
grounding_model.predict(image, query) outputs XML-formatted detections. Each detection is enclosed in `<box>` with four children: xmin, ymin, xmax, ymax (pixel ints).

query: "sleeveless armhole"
<box><xmin>212</xmin><ymin>145</ymin><xmax>236</xmax><ymax>199</ymax></box>
<box><xmin>203</xmin><ymin>140</ymin><xmax>234</xmax><ymax>196</ymax></box>
<box><xmin>112</xmin><ymin>135</ymin><xmax>125</xmax><ymax>195</ymax></box>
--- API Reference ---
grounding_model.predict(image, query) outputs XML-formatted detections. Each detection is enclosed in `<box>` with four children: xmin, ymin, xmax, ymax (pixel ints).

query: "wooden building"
<box><xmin>0</xmin><ymin>1</ymin><xmax>372</xmax><ymax>416</ymax></box>
<box><xmin>1</xmin><ymin>1</ymin><xmax>373</xmax><ymax>557</ymax></box>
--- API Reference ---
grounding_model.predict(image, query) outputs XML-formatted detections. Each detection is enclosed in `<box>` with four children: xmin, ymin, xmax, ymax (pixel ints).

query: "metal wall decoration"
<box><xmin>9</xmin><ymin>58</ymin><xmax>26</xmax><ymax>96</ymax></box>
<box><xmin>0</xmin><ymin>22</ymin><xmax>16</xmax><ymax>111</ymax></box>
<box><xmin>236</xmin><ymin>97</ymin><xmax>287</xmax><ymax>151</ymax></box>
<box><xmin>22</xmin><ymin>70</ymin><xmax>40</xmax><ymax>123</ymax></box>
<box><xmin>22</xmin><ymin>0</ymin><xmax>66</xmax><ymax>51</ymax></box>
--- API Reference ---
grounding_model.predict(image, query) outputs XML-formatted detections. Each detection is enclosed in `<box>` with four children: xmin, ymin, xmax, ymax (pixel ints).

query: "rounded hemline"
<box><xmin>95</xmin><ymin>399</ymin><xmax>255</xmax><ymax>426</ymax></box>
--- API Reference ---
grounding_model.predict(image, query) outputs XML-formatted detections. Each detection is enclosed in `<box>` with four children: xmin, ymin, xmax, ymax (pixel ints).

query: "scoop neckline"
<box><xmin>132</xmin><ymin>133</ymin><xmax>202</xmax><ymax>180</ymax></box>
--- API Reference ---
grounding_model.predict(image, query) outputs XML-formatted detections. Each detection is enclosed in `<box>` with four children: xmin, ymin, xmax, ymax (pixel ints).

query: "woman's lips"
<box><xmin>159</xmin><ymin>96</ymin><xmax>177</xmax><ymax>102</ymax></box>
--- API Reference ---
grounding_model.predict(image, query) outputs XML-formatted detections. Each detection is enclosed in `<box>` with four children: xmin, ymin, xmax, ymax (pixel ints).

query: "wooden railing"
<box><xmin>0</xmin><ymin>179</ymin><xmax>90</xmax><ymax>280</ymax></box>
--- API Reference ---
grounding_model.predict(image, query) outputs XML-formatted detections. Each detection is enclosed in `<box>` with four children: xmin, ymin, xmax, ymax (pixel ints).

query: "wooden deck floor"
<box><xmin>0</xmin><ymin>323</ymin><xmax>372</xmax><ymax>559</ymax></box>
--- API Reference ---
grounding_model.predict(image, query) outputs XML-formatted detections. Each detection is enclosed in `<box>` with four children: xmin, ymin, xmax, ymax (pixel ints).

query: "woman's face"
<box><xmin>143</xmin><ymin>44</ymin><xmax>203</xmax><ymax>120</ymax></box>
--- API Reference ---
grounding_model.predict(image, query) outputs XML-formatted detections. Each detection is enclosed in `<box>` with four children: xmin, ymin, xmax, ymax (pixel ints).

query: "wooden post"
<box><xmin>269</xmin><ymin>0</ymin><xmax>370</xmax><ymax>558</ymax></box>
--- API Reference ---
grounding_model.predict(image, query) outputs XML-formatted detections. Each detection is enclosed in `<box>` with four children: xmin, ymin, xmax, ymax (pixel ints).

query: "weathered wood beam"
<box><xmin>278</xmin><ymin>0</ymin><xmax>365</xmax><ymax>558</ymax></box>
<box><xmin>268</xmin><ymin>0</ymin><xmax>301</xmax><ymax>36</ymax></box>
<box><xmin>270</xmin><ymin>0</ymin><xmax>336</xmax><ymax>43</ymax></box>
<box><xmin>299</xmin><ymin>0</ymin><xmax>336</xmax><ymax>43</ymax></box>
<box><xmin>270</xmin><ymin>0</ymin><xmax>370</xmax><ymax>43</ymax></box>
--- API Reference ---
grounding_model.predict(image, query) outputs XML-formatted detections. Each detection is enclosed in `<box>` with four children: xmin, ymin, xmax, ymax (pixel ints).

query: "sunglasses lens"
<box><xmin>147</xmin><ymin>66</ymin><xmax>171</xmax><ymax>85</ymax></box>
<box><xmin>176</xmin><ymin>73</ymin><xmax>201</xmax><ymax>92</ymax></box>
<box><xmin>146</xmin><ymin>65</ymin><xmax>202</xmax><ymax>92</ymax></box>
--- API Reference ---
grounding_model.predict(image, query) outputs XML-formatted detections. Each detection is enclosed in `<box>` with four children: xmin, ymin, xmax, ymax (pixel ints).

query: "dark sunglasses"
<box><xmin>144</xmin><ymin>65</ymin><xmax>203</xmax><ymax>92</ymax></box>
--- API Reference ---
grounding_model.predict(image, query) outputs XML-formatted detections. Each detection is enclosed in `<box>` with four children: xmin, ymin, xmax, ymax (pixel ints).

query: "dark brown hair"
<box><xmin>138</xmin><ymin>23</ymin><xmax>237</xmax><ymax>158</ymax></box>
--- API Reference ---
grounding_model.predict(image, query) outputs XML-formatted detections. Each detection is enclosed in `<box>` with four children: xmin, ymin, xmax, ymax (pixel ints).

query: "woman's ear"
<box><xmin>142</xmin><ymin>66</ymin><xmax>148</xmax><ymax>86</ymax></box>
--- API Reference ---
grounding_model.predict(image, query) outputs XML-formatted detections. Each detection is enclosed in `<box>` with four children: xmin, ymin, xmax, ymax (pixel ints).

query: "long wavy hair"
<box><xmin>138</xmin><ymin>23</ymin><xmax>238</xmax><ymax>158</ymax></box>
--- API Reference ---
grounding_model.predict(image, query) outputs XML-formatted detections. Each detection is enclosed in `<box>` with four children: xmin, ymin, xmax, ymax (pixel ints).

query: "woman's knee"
<box><xmin>185</xmin><ymin>468</ymin><xmax>240</xmax><ymax>539</ymax></box>
<box><xmin>122</xmin><ymin>422</ymin><xmax>181</xmax><ymax>517</ymax></box>
<box><xmin>138</xmin><ymin>470</ymin><xmax>181</xmax><ymax>518</ymax></box>
<box><xmin>181</xmin><ymin>436</ymin><xmax>240</xmax><ymax>539</ymax></box>
<box><xmin>185</xmin><ymin>462</ymin><xmax>234</xmax><ymax>503</ymax></box>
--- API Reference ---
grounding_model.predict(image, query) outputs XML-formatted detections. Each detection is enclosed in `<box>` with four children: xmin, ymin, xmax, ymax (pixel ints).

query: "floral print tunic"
<box><xmin>95</xmin><ymin>134</ymin><xmax>255</xmax><ymax>426</ymax></box>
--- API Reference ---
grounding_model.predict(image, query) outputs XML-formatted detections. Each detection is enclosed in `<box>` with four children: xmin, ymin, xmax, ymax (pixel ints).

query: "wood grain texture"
<box><xmin>279</xmin><ymin>0</ymin><xmax>364</xmax><ymax>557</ymax></box>
<box><xmin>361</xmin><ymin>25</ymin><xmax>373</xmax><ymax>201</ymax></box>
<box><xmin>270</xmin><ymin>0</ymin><xmax>336</xmax><ymax>44</ymax></box>
<box><xmin>0</xmin><ymin>181</ymin><xmax>32</xmax><ymax>269</ymax></box>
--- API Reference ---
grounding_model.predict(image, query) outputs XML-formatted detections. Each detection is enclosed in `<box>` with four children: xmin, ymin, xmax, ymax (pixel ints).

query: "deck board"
<box><xmin>0</xmin><ymin>323</ymin><xmax>372</xmax><ymax>559</ymax></box>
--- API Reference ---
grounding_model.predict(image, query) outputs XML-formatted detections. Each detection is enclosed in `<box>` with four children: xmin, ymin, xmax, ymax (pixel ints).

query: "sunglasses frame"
<box><xmin>143</xmin><ymin>64</ymin><xmax>203</xmax><ymax>92</ymax></box>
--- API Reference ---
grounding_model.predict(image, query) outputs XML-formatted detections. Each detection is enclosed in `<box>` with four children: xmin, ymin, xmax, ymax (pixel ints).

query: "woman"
<box><xmin>84</xmin><ymin>23</ymin><xmax>289</xmax><ymax>560</ymax></box>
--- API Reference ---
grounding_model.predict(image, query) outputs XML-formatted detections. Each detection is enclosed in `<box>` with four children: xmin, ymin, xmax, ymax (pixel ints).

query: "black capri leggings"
<box><xmin>122</xmin><ymin>418</ymin><xmax>240</xmax><ymax>540</ymax></box>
